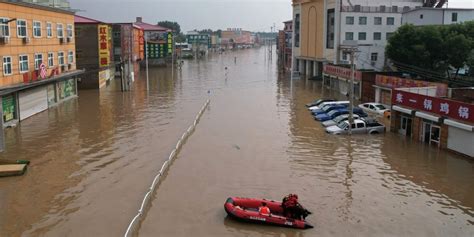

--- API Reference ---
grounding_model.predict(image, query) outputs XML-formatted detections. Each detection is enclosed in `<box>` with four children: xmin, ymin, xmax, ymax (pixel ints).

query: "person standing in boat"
<box><xmin>258</xmin><ymin>202</ymin><xmax>271</xmax><ymax>216</ymax></box>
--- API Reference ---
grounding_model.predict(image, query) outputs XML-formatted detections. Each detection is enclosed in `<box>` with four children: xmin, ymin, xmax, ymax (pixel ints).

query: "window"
<box><xmin>387</xmin><ymin>17</ymin><xmax>395</xmax><ymax>25</ymax></box>
<box><xmin>452</xmin><ymin>12</ymin><xmax>458</xmax><ymax>22</ymax></box>
<box><xmin>392</xmin><ymin>6</ymin><xmax>398</xmax><ymax>13</ymax></box>
<box><xmin>359</xmin><ymin>17</ymin><xmax>367</xmax><ymax>25</ymax></box>
<box><xmin>46</xmin><ymin>22</ymin><xmax>52</xmax><ymax>38</ymax></box>
<box><xmin>346</xmin><ymin>16</ymin><xmax>354</xmax><ymax>25</ymax></box>
<box><xmin>68</xmin><ymin>51</ymin><xmax>74</xmax><ymax>64</ymax></box>
<box><xmin>374</xmin><ymin>32</ymin><xmax>381</xmax><ymax>40</ymax></box>
<box><xmin>358</xmin><ymin>32</ymin><xmax>366</xmax><ymax>40</ymax></box>
<box><xmin>67</xmin><ymin>24</ymin><xmax>73</xmax><ymax>38</ymax></box>
<box><xmin>33</xmin><ymin>21</ymin><xmax>42</xmax><ymax>38</ymax></box>
<box><xmin>371</xmin><ymin>53</ymin><xmax>378</xmax><ymax>62</ymax></box>
<box><xmin>345</xmin><ymin>32</ymin><xmax>354</xmax><ymax>40</ymax></box>
<box><xmin>58</xmin><ymin>52</ymin><xmax>65</xmax><ymax>65</ymax></box>
<box><xmin>19</xmin><ymin>55</ymin><xmax>29</xmax><ymax>73</ymax></box>
<box><xmin>3</xmin><ymin>56</ymin><xmax>12</xmax><ymax>76</ymax></box>
<box><xmin>387</xmin><ymin>32</ymin><xmax>394</xmax><ymax>40</ymax></box>
<box><xmin>0</xmin><ymin>18</ymin><xmax>10</xmax><ymax>37</ymax></box>
<box><xmin>34</xmin><ymin>53</ymin><xmax>43</xmax><ymax>70</ymax></box>
<box><xmin>48</xmin><ymin>52</ymin><xmax>54</xmax><ymax>67</ymax></box>
<box><xmin>295</xmin><ymin>14</ymin><xmax>300</xmax><ymax>47</ymax></box>
<box><xmin>420</xmin><ymin>14</ymin><xmax>424</xmax><ymax>19</ymax></box>
<box><xmin>342</xmin><ymin>53</ymin><xmax>348</xmax><ymax>61</ymax></box>
<box><xmin>374</xmin><ymin>17</ymin><xmax>382</xmax><ymax>25</ymax></box>
<box><xmin>57</xmin><ymin>23</ymin><xmax>64</xmax><ymax>38</ymax></box>
<box><xmin>17</xmin><ymin>19</ymin><xmax>27</xmax><ymax>37</ymax></box>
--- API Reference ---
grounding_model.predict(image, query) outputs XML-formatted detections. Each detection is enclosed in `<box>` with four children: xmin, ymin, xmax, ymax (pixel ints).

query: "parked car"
<box><xmin>358</xmin><ymin>103</ymin><xmax>390</xmax><ymax>116</ymax></box>
<box><xmin>311</xmin><ymin>104</ymin><xmax>347</xmax><ymax>116</ymax></box>
<box><xmin>353</xmin><ymin>107</ymin><xmax>369</xmax><ymax>117</ymax></box>
<box><xmin>314</xmin><ymin>108</ymin><xmax>349</xmax><ymax>121</ymax></box>
<box><xmin>308</xmin><ymin>101</ymin><xmax>349</xmax><ymax>111</ymax></box>
<box><xmin>306</xmin><ymin>98</ymin><xmax>335</xmax><ymax>108</ymax></box>
<box><xmin>325</xmin><ymin>118</ymin><xmax>386</xmax><ymax>135</ymax></box>
<box><xmin>321</xmin><ymin>114</ymin><xmax>360</xmax><ymax>127</ymax></box>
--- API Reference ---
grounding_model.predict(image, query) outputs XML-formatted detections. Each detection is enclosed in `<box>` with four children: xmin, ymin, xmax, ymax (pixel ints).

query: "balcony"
<box><xmin>341</xmin><ymin>5</ymin><xmax>414</xmax><ymax>13</ymax></box>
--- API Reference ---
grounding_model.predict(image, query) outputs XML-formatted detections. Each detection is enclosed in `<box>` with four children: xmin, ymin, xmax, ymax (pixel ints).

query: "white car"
<box><xmin>321</xmin><ymin>114</ymin><xmax>360</xmax><ymax>127</ymax></box>
<box><xmin>358</xmin><ymin>103</ymin><xmax>389</xmax><ymax>116</ymax></box>
<box><xmin>308</xmin><ymin>101</ymin><xmax>349</xmax><ymax>111</ymax></box>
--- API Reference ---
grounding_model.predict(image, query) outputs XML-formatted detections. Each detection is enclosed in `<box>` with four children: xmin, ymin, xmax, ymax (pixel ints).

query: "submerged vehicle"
<box><xmin>224</xmin><ymin>197</ymin><xmax>314</xmax><ymax>229</ymax></box>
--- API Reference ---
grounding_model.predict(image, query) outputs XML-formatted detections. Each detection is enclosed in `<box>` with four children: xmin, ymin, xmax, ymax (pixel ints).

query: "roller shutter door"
<box><xmin>19</xmin><ymin>86</ymin><xmax>48</xmax><ymax>121</ymax></box>
<box><xmin>447</xmin><ymin>126</ymin><xmax>474</xmax><ymax>157</ymax></box>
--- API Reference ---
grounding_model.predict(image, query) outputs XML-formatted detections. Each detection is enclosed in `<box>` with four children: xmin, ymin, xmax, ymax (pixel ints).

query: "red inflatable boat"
<box><xmin>224</xmin><ymin>197</ymin><xmax>314</xmax><ymax>229</ymax></box>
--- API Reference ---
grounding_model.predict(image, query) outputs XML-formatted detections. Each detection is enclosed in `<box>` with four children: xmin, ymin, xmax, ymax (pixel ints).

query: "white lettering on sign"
<box><xmin>249</xmin><ymin>216</ymin><xmax>266</xmax><ymax>221</ymax></box>
<box><xmin>285</xmin><ymin>221</ymin><xmax>293</xmax><ymax>226</ymax></box>
<box><xmin>458</xmin><ymin>106</ymin><xmax>470</xmax><ymax>119</ymax></box>
<box><xmin>440</xmin><ymin>102</ymin><xmax>449</xmax><ymax>114</ymax></box>
<box><xmin>396</xmin><ymin>93</ymin><xmax>403</xmax><ymax>103</ymax></box>
<box><xmin>423</xmin><ymin>99</ymin><xmax>433</xmax><ymax>111</ymax></box>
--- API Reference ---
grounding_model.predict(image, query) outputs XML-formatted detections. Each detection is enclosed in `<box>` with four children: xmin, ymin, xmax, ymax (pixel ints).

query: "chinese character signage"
<box><xmin>98</xmin><ymin>25</ymin><xmax>110</xmax><ymax>67</ymax></box>
<box><xmin>167</xmin><ymin>32</ymin><xmax>173</xmax><ymax>54</ymax></box>
<box><xmin>392</xmin><ymin>89</ymin><xmax>474</xmax><ymax>123</ymax></box>
<box><xmin>323</xmin><ymin>65</ymin><xmax>362</xmax><ymax>81</ymax></box>
<box><xmin>376</xmin><ymin>75</ymin><xmax>448</xmax><ymax>97</ymax></box>
<box><xmin>139</xmin><ymin>30</ymin><xmax>145</xmax><ymax>59</ymax></box>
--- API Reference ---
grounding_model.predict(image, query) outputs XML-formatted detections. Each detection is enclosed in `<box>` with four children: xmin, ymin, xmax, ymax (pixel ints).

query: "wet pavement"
<box><xmin>0</xmin><ymin>47</ymin><xmax>473</xmax><ymax>237</ymax></box>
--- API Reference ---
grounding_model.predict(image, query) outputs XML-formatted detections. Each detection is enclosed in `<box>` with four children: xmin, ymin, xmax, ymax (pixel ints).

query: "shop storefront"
<box><xmin>391</xmin><ymin>89</ymin><xmax>474</xmax><ymax>157</ymax></box>
<box><xmin>2</xmin><ymin>94</ymin><xmax>17</xmax><ymax>125</ymax></box>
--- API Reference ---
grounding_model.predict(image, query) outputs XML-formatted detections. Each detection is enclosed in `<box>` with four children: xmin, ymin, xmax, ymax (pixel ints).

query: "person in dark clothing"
<box><xmin>281</xmin><ymin>194</ymin><xmax>311</xmax><ymax>220</ymax></box>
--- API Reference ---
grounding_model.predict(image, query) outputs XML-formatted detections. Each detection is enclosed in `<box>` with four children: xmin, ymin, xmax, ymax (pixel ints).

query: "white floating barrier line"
<box><xmin>124</xmin><ymin>99</ymin><xmax>210</xmax><ymax>237</ymax></box>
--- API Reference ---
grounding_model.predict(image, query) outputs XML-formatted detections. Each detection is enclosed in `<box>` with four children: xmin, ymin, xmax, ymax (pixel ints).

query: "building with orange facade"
<box><xmin>0</xmin><ymin>1</ymin><xmax>82</xmax><ymax>127</ymax></box>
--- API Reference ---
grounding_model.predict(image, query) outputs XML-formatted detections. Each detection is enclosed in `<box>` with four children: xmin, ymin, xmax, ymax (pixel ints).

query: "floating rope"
<box><xmin>124</xmin><ymin>99</ymin><xmax>210</xmax><ymax>237</ymax></box>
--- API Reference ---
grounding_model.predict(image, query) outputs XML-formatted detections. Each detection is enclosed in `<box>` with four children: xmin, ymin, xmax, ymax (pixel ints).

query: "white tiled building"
<box><xmin>402</xmin><ymin>8</ymin><xmax>474</xmax><ymax>26</ymax></box>
<box><xmin>327</xmin><ymin>0</ymin><xmax>424</xmax><ymax>71</ymax></box>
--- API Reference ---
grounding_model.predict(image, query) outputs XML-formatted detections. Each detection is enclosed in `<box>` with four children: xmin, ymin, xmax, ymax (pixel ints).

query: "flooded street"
<box><xmin>1</xmin><ymin>47</ymin><xmax>473</xmax><ymax>237</ymax></box>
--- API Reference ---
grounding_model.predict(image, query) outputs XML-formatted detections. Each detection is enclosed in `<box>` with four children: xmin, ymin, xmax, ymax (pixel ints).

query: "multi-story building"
<box><xmin>292</xmin><ymin>0</ymin><xmax>424</xmax><ymax>76</ymax></box>
<box><xmin>221</xmin><ymin>28</ymin><xmax>254</xmax><ymax>48</ymax></box>
<box><xmin>0</xmin><ymin>1</ymin><xmax>81</xmax><ymax>127</ymax></box>
<box><xmin>402</xmin><ymin>8</ymin><xmax>474</xmax><ymax>26</ymax></box>
<box><xmin>75</xmin><ymin>15</ymin><xmax>114</xmax><ymax>89</ymax></box>
<box><xmin>186</xmin><ymin>31</ymin><xmax>210</xmax><ymax>54</ymax></box>
<box><xmin>134</xmin><ymin>17</ymin><xmax>173</xmax><ymax>66</ymax></box>
<box><xmin>16</xmin><ymin>0</ymin><xmax>71</xmax><ymax>9</ymax></box>
<box><xmin>278</xmin><ymin>20</ymin><xmax>293</xmax><ymax>71</ymax></box>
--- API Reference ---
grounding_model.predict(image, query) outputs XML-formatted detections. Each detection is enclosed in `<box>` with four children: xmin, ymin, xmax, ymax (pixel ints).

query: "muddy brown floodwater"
<box><xmin>0</xmin><ymin>47</ymin><xmax>473</xmax><ymax>237</ymax></box>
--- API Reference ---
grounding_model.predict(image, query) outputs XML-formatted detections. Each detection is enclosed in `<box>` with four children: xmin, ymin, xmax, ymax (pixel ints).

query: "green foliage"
<box><xmin>157</xmin><ymin>21</ymin><xmax>186</xmax><ymax>43</ymax></box>
<box><xmin>386</xmin><ymin>21</ymin><xmax>474</xmax><ymax>79</ymax></box>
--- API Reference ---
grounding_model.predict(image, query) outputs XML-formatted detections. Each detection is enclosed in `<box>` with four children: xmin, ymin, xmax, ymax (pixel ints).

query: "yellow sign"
<box><xmin>98</xmin><ymin>24</ymin><xmax>110</xmax><ymax>67</ymax></box>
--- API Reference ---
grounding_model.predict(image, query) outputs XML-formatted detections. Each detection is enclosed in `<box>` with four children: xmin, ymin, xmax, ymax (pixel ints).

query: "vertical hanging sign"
<box><xmin>167</xmin><ymin>32</ymin><xmax>173</xmax><ymax>54</ymax></box>
<box><xmin>98</xmin><ymin>24</ymin><xmax>110</xmax><ymax>67</ymax></box>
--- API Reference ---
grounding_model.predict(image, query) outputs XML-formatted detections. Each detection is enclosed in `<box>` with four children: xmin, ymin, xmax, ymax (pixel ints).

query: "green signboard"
<box><xmin>2</xmin><ymin>94</ymin><xmax>17</xmax><ymax>123</ymax></box>
<box><xmin>147</xmin><ymin>42</ymin><xmax>168</xmax><ymax>59</ymax></box>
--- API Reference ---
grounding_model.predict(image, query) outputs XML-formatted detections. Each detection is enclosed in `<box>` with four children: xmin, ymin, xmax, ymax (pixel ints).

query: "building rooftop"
<box><xmin>134</xmin><ymin>17</ymin><xmax>171</xmax><ymax>32</ymax></box>
<box><xmin>74</xmin><ymin>15</ymin><xmax>105</xmax><ymax>24</ymax></box>
<box><xmin>2</xmin><ymin>0</ymin><xmax>74</xmax><ymax>14</ymax></box>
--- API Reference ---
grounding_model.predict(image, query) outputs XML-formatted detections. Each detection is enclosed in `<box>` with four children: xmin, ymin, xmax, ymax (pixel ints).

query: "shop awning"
<box><xmin>444</xmin><ymin>119</ymin><xmax>474</xmax><ymax>132</ymax></box>
<box><xmin>0</xmin><ymin>70</ymin><xmax>84</xmax><ymax>96</ymax></box>
<box><xmin>415</xmin><ymin>111</ymin><xmax>441</xmax><ymax>123</ymax></box>
<box><xmin>392</xmin><ymin>105</ymin><xmax>413</xmax><ymax>115</ymax></box>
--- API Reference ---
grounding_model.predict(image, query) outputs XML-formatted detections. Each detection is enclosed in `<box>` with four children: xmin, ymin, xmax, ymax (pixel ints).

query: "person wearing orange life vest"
<box><xmin>258</xmin><ymin>202</ymin><xmax>271</xmax><ymax>216</ymax></box>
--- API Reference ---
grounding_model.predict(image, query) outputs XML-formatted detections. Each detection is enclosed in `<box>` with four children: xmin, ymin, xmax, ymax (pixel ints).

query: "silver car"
<box><xmin>321</xmin><ymin>114</ymin><xmax>360</xmax><ymax>127</ymax></box>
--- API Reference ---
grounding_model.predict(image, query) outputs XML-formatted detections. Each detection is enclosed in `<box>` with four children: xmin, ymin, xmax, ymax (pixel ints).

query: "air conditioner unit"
<box><xmin>0</xmin><ymin>36</ymin><xmax>10</xmax><ymax>44</ymax></box>
<box><xmin>67</xmin><ymin>37</ymin><xmax>71</xmax><ymax>43</ymax></box>
<box><xmin>22</xmin><ymin>37</ymin><xmax>30</xmax><ymax>44</ymax></box>
<box><xmin>340</xmin><ymin>60</ymin><xmax>350</xmax><ymax>64</ymax></box>
<box><xmin>59</xmin><ymin>37</ymin><xmax>65</xmax><ymax>44</ymax></box>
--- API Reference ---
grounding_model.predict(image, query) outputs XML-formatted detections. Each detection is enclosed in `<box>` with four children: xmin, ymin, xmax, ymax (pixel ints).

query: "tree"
<box><xmin>157</xmin><ymin>21</ymin><xmax>186</xmax><ymax>43</ymax></box>
<box><xmin>386</xmin><ymin>21</ymin><xmax>474</xmax><ymax>80</ymax></box>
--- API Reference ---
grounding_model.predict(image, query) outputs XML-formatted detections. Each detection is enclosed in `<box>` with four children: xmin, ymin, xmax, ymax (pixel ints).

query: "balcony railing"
<box><xmin>341</xmin><ymin>5</ymin><xmax>415</xmax><ymax>13</ymax></box>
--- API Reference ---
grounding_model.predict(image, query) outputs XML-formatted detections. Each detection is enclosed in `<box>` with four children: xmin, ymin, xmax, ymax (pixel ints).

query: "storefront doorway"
<box><xmin>400</xmin><ymin>116</ymin><xmax>412</xmax><ymax>137</ymax></box>
<box><xmin>422</xmin><ymin>121</ymin><xmax>440</xmax><ymax>147</ymax></box>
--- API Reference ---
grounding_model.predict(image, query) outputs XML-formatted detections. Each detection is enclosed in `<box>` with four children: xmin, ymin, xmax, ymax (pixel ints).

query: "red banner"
<box><xmin>323</xmin><ymin>65</ymin><xmax>362</xmax><ymax>81</ymax></box>
<box><xmin>376</xmin><ymin>75</ymin><xmax>448</xmax><ymax>97</ymax></box>
<box><xmin>392</xmin><ymin>89</ymin><xmax>474</xmax><ymax>123</ymax></box>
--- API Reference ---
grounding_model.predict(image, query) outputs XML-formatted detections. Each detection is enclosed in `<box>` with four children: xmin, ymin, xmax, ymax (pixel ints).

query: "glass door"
<box><xmin>430</xmin><ymin>126</ymin><xmax>441</xmax><ymax>147</ymax></box>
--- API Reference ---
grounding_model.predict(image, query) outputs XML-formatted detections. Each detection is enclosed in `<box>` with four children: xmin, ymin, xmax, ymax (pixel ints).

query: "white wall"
<box><xmin>403</xmin><ymin>9</ymin><xmax>474</xmax><ymax>26</ymax></box>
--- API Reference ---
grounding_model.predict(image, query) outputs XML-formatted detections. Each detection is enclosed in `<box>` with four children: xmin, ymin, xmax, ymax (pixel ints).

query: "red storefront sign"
<box><xmin>376</xmin><ymin>75</ymin><xmax>448</xmax><ymax>97</ymax></box>
<box><xmin>392</xmin><ymin>89</ymin><xmax>474</xmax><ymax>123</ymax></box>
<box><xmin>138</xmin><ymin>30</ymin><xmax>145</xmax><ymax>59</ymax></box>
<box><xmin>323</xmin><ymin>65</ymin><xmax>362</xmax><ymax>81</ymax></box>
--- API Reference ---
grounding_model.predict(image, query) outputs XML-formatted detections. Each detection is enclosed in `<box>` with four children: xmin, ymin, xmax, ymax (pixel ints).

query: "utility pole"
<box><xmin>145</xmin><ymin>34</ymin><xmax>149</xmax><ymax>91</ymax></box>
<box><xmin>340</xmin><ymin>41</ymin><xmax>359</xmax><ymax>135</ymax></box>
